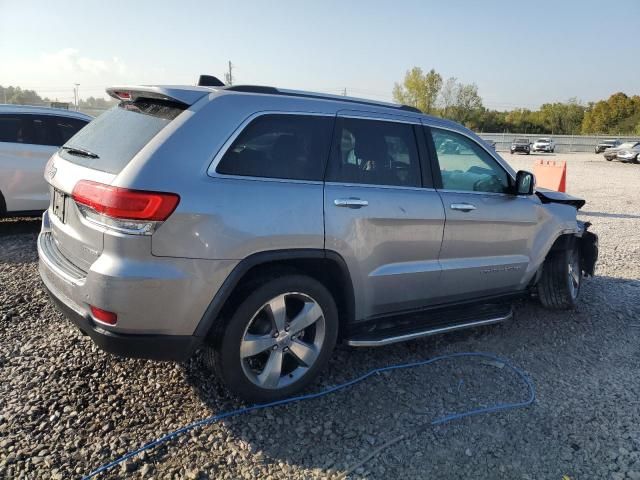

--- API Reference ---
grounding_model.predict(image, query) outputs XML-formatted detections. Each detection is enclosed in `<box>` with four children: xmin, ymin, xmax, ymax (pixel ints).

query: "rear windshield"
<box><xmin>59</xmin><ymin>98</ymin><xmax>186</xmax><ymax>174</ymax></box>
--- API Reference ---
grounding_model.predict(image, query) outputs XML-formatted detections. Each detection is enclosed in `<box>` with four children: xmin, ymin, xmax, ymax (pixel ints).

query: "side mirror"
<box><xmin>515</xmin><ymin>170</ymin><xmax>535</xmax><ymax>195</ymax></box>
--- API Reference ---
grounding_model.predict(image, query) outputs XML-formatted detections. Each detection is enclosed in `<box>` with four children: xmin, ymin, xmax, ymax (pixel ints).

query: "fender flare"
<box><xmin>193</xmin><ymin>249</ymin><xmax>354</xmax><ymax>338</ymax></box>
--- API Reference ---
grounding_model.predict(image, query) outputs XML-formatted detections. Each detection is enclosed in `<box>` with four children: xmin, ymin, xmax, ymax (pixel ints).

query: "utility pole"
<box><xmin>342</xmin><ymin>88</ymin><xmax>347</xmax><ymax>96</ymax></box>
<box><xmin>74</xmin><ymin>83</ymin><xmax>80</xmax><ymax>111</ymax></box>
<box><xmin>225</xmin><ymin>61</ymin><xmax>233</xmax><ymax>86</ymax></box>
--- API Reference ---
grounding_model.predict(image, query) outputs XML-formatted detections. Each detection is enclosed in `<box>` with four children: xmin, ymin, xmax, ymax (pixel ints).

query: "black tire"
<box><xmin>605</xmin><ymin>157</ymin><xmax>612</xmax><ymax>161</ymax></box>
<box><xmin>0</xmin><ymin>190</ymin><xmax>6</xmax><ymax>216</ymax></box>
<box><xmin>537</xmin><ymin>244</ymin><xmax>581</xmax><ymax>310</ymax></box>
<box><xmin>205</xmin><ymin>274</ymin><xmax>339</xmax><ymax>402</ymax></box>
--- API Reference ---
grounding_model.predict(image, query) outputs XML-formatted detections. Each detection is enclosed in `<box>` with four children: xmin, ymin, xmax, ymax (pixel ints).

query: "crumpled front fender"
<box><xmin>578</xmin><ymin>221</ymin><xmax>598</xmax><ymax>277</ymax></box>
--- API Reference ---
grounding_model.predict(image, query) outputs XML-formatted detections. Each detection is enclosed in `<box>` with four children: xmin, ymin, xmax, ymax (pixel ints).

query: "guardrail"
<box><xmin>478</xmin><ymin>133</ymin><xmax>639</xmax><ymax>153</ymax></box>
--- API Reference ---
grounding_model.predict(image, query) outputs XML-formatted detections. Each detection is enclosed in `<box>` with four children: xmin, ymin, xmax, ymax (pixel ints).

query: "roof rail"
<box><xmin>222</xmin><ymin>84</ymin><xmax>422</xmax><ymax>114</ymax></box>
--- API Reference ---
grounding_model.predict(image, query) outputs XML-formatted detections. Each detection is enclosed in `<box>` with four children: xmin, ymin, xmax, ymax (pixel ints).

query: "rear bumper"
<box><xmin>43</xmin><ymin>282</ymin><xmax>200</xmax><ymax>361</ymax></box>
<box><xmin>37</xmin><ymin>209</ymin><xmax>237</xmax><ymax>361</ymax></box>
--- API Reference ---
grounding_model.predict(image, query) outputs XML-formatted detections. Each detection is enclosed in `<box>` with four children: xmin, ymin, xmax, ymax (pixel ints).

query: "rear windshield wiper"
<box><xmin>61</xmin><ymin>146</ymin><xmax>100</xmax><ymax>159</ymax></box>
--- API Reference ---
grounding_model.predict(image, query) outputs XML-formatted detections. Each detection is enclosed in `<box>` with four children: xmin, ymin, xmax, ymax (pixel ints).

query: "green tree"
<box><xmin>0</xmin><ymin>85</ymin><xmax>49</xmax><ymax>105</ymax></box>
<box><xmin>392</xmin><ymin>67</ymin><xmax>442</xmax><ymax>114</ymax></box>
<box><xmin>581</xmin><ymin>92</ymin><xmax>639</xmax><ymax>134</ymax></box>
<box><xmin>539</xmin><ymin>99</ymin><xmax>585</xmax><ymax>134</ymax></box>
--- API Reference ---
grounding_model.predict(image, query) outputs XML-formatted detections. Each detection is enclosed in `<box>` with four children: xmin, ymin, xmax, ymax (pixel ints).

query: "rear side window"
<box><xmin>0</xmin><ymin>114</ymin><xmax>88</xmax><ymax>146</ymax></box>
<box><xmin>60</xmin><ymin>98</ymin><xmax>185</xmax><ymax>174</ymax></box>
<box><xmin>216</xmin><ymin>114</ymin><xmax>334</xmax><ymax>181</ymax></box>
<box><xmin>51</xmin><ymin>116</ymin><xmax>88</xmax><ymax>144</ymax></box>
<box><xmin>326</xmin><ymin>117</ymin><xmax>421</xmax><ymax>187</ymax></box>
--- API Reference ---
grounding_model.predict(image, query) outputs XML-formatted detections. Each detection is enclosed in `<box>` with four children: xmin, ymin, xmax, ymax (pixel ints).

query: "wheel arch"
<box><xmin>194</xmin><ymin>249</ymin><xmax>355</xmax><ymax>342</ymax></box>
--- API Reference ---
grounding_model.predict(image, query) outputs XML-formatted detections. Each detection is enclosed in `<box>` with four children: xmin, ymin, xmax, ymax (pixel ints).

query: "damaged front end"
<box><xmin>578</xmin><ymin>221</ymin><xmax>598</xmax><ymax>277</ymax></box>
<box><xmin>536</xmin><ymin>188</ymin><xmax>598</xmax><ymax>276</ymax></box>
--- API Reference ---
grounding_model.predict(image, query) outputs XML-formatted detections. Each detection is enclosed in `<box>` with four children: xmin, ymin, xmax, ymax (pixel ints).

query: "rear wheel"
<box><xmin>537</xmin><ymin>244</ymin><xmax>581</xmax><ymax>310</ymax></box>
<box><xmin>206</xmin><ymin>275</ymin><xmax>339</xmax><ymax>402</ymax></box>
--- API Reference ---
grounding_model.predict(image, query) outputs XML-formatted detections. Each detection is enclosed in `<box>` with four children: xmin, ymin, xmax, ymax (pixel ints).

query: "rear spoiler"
<box><xmin>106</xmin><ymin>85</ymin><xmax>213</xmax><ymax>106</ymax></box>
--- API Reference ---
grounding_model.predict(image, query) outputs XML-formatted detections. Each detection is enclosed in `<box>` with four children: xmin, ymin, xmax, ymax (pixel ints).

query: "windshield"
<box><xmin>536</xmin><ymin>138</ymin><xmax>550</xmax><ymax>143</ymax></box>
<box><xmin>59</xmin><ymin>98</ymin><xmax>186</xmax><ymax>174</ymax></box>
<box><xmin>515</xmin><ymin>138</ymin><xmax>528</xmax><ymax>143</ymax></box>
<box><xmin>618</xmin><ymin>142</ymin><xmax>638</xmax><ymax>149</ymax></box>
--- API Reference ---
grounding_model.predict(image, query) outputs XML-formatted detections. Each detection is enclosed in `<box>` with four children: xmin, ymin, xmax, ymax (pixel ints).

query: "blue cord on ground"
<box><xmin>83</xmin><ymin>352</ymin><xmax>536</xmax><ymax>479</ymax></box>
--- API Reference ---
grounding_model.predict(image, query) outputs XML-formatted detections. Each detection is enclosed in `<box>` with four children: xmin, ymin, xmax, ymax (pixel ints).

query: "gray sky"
<box><xmin>1</xmin><ymin>0</ymin><xmax>638</xmax><ymax>109</ymax></box>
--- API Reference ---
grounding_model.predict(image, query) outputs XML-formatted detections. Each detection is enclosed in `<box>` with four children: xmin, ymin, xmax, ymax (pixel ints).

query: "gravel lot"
<box><xmin>1</xmin><ymin>152</ymin><xmax>639</xmax><ymax>480</ymax></box>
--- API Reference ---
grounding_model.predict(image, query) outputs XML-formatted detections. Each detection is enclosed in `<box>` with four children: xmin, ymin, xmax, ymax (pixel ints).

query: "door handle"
<box><xmin>334</xmin><ymin>198</ymin><xmax>369</xmax><ymax>209</ymax></box>
<box><xmin>450</xmin><ymin>203</ymin><xmax>476</xmax><ymax>212</ymax></box>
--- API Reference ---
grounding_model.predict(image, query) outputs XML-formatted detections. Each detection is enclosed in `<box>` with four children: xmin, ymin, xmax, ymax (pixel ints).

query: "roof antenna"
<box><xmin>197</xmin><ymin>75</ymin><xmax>225</xmax><ymax>87</ymax></box>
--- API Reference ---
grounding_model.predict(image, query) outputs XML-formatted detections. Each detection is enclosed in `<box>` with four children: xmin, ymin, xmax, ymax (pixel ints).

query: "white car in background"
<box><xmin>0</xmin><ymin>105</ymin><xmax>91</xmax><ymax>216</ymax></box>
<box><xmin>532</xmin><ymin>137</ymin><xmax>555</xmax><ymax>153</ymax></box>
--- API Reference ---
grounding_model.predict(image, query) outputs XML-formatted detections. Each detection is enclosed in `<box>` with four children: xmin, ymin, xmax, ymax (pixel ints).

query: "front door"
<box><xmin>324</xmin><ymin>114</ymin><xmax>445</xmax><ymax>320</ymax></box>
<box><xmin>425</xmin><ymin>125</ymin><xmax>539</xmax><ymax>302</ymax></box>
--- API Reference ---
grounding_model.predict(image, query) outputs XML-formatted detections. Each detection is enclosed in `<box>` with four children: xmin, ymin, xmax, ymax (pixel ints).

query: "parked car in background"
<box><xmin>482</xmin><ymin>138</ymin><xmax>496</xmax><ymax>149</ymax></box>
<box><xmin>595</xmin><ymin>139</ymin><xmax>621</xmax><ymax>153</ymax></box>
<box><xmin>615</xmin><ymin>144</ymin><xmax>640</xmax><ymax>163</ymax></box>
<box><xmin>510</xmin><ymin>138</ymin><xmax>531</xmax><ymax>154</ymax></box>
<box><xmin>0</xmin><ymin>105</ymin><xmax>91</xmax><ymax>216</ymax></box>
<box><xmin>38</xmin><ymin>80</ymin><xmax>598</xmax><ymax>402</ymax></box>
<box><xmin>532</xmin><ymin>137</ymin><xmax>555</xmax><ymax>153</ymax></box>
<box><xmin>604</xmin><ymin>141</ymin><xmax>640</xmax><ymax>161</ymax></box>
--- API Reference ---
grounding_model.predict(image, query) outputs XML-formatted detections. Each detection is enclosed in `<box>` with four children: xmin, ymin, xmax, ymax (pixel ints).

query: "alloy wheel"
<box><xmin>240</xmin><ymin>292</ymin><xmax>326</xmax><ymax>390</ymax></box>
<box><xmin>567</xmin><ymin>250</ymin><xmax>581</xmax><ymax>300</ymax></box>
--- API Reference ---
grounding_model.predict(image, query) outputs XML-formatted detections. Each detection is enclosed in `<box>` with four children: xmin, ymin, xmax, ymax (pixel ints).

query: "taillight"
<box><xmin>90</xmin><ymin>306</ymin><xmax>117</xmax><ymax>325</ymax></box>
<box><xmin>72</xmin><ymin>180</ymin><xmax>179</xmax><ymax>234</ymax></box>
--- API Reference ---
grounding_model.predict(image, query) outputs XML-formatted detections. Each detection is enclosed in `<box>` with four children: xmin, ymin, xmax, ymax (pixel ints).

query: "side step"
<box><xmin>346</xmin><ymin>304</ymin><xmax>513</xmax><ymax>347</ymax></box>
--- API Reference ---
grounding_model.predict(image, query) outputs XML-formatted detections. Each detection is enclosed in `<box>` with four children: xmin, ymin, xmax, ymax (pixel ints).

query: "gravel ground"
<box><xmin>1</xmin><ymin>152</ymin><xmax>639</xmax><ymax>480</ymax></box>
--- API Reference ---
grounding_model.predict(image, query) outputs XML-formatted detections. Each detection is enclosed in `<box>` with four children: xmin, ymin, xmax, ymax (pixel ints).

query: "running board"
<box><xmin>346</xmin><ymin>307</ymin><xmax>513</xmax><ymax>347</ymax></box>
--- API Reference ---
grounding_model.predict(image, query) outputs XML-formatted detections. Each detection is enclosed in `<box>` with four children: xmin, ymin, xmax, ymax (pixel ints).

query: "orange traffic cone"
<box><xmin>533</xmin><ymin>160</ymin><xmax>566</xmax><ymax>192</ymax></box>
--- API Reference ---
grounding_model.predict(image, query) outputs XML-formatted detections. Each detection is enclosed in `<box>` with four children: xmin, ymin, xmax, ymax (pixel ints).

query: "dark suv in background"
<box><xmin>510</xmin><ymin>138</ymin><xmax>531</xmax><ymax>154</ymax></box>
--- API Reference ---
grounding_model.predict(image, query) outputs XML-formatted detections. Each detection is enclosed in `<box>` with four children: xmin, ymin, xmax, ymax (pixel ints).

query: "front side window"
<box><xmin>0</xmin><ymin>115</ymin><xmax>27</xmax><ymax>143</ymax></box>
<box><xmin>430</xmin><ymin>128</ymin><xmax>510</xmax><ymax>194</ymax></box>
<box><xmin>327</xmin><ymin>117</ymin><xmax>421</xmax><ymax>187</ymax></box>
<box><xmin>216</xmin><ymin>114</ymin><xmax>333</xmax><ymax>181</ymax></box>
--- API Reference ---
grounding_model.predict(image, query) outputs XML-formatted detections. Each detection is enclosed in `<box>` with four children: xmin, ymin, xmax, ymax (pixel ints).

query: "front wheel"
<box><xmin>537</xmin><ymin>245</ymin><xmax>581</xmax><ymax>310</ymax></box>
<box><xmin>206</xmin><ymin>274</ymin><xmax>339</xmax><ymax>402</ymax></box>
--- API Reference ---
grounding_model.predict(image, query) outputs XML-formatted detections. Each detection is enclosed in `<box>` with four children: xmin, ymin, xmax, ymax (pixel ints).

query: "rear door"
<box><xmin>0</xmin><ymin>114</ymin><xmax>58</xmax><ymax>212</ymax></box>
<box><xmin>425</xmin><ymin>125</ymin><xmax>539</xmax><ymax>301</ymax></box>
<box><xmin>324</xmin><ymin>113</ymin><xmax>445</xmax><ymax>320</ymax></box>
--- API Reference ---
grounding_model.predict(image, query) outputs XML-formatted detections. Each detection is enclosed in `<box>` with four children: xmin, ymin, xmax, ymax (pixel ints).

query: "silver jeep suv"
<box><xmin>38</xmin><ymin>81</ymin><xmax>598</xmax><ymax>401</ymax></box>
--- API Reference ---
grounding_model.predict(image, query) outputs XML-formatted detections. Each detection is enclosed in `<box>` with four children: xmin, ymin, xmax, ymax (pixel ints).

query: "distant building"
<box><xmin>50</xmin><ymin>101</ymin><xmax>70</xmax><ymax>110</ymax></box>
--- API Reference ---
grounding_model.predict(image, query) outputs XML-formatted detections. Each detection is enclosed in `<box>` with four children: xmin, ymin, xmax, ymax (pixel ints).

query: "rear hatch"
<box><xmin>45</xmin><ymin>88</ymin><xmax>201</xmax><ymax>271</ymax></box>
